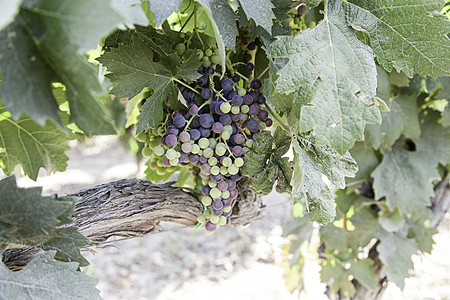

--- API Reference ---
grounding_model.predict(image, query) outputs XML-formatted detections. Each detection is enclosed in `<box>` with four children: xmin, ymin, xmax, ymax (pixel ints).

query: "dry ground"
<box><xmin>6</xmin><ymin>136</ymin><xmax>450</xmax><ymax>300</ymax></box>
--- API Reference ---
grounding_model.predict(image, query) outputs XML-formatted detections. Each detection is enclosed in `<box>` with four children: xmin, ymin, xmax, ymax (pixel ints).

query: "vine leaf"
<box><xmin>376</xmin><ymin>231</ymin><xmax>418</xmax><ymax>289</ymax></box>
<box><xmin>238</xmin><ymin>0</ymin><xmax>276</xmax><ymax>33</ymax></box>
<box><xmin>0</xmin><ymin>176</ymin><xmax>89</xmax><ymax>266</ymax></box>
<box><xmin>112</xmin><ymin>0</ymin><xmax>149</xmax><ymax>29</ymax></box>
<box><xmin>0</xmin><ymin>251</ymin><xmax>100</xmax><ymax>300</ymax></box>
<box><xmin>372</xmin><ymin>139</ymin><xmax>438</xmax><ymax>216</ymax></box>
<box><xmin>99</xmin><ymin>36</ymin><xmax>202</xmax><ymax>132</ymax></box>
<box><xmin>348</xmin><ymin>259</ymin><xmax>378</xmax><ymax>290</ymax></box>
<box><xmin>0</xmin><ymin>101</ymin><xmax>71</xmax><ymax>180</ymax></box>
<box><xmin>291</xmin><ymin>135</ymin><xmax>358</xmax><ymax>225</ymax></box>
<box><xmin>241</xmin><ymin>127</ymin><xmax>292</xmax><ymax>195</ymax></box>
<box><xmin>270</xmin><ymin>0</ymin><xmax>381</xmax><ymax>154</ymax></box>
<box><xmin>343</xmin><ymin>0</ymin><xmax>450</xmax><ymax>77</ymax></box>
<box><xmin>148</xmin><ymin>0</ymin><xmax>182</xmax><ymax>27</ymax></box>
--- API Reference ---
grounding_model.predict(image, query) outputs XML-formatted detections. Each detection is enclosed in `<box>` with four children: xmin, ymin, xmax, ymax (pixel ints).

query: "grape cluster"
<box><xmin>175</xmin><ymin>35</ymin><xmax>220</xmax><ymax>69</ymax></box>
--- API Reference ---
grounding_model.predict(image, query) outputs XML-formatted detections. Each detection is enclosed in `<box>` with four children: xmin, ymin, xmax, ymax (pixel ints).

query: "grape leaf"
<box><xmin>197</xmin><ymin>0</ymin><xmax>238</xmax><ymax>74</ymax></box>
<box><xmin>348</xmin><ymin>259</ymin><xmax>378</xmax><ymax>290</ymax></box>
<box><xmin>270</xmin><ymin>0</ymin><xmax>381</xmax><ymax>154</ymax></box>
<box><xmin>238</xmin><ymin>0</ymin><xmax>276</xmax><ymax>33</ymax></box>
<box><xmin>99</xmin><ymin>36</ymin><xmax>202</xmax><ymax>132</ymax></box>
<box><xmin>272</xmin><ymin>0</ymin><xmax>294</xmax><ymax>20</ymax></box>
<box><xmin>321</xmin><ymin>224</ymin><xmax>347</xmax><ymax>251</ymax></box>
<box><xmin>346</xmin><ymin>206</ymin><xmax>379</xmax><ymax>249</ymax></box>
<box><xmin>443</xmin><ymin>104</ymin><xmax>450</xmax><ymax>127</ymax></box>
<box><xmin>343</xmin><ymin>0</ymin><xmax>450</xmax><ymax>77</ymax></box>
<box><xmin>406</xmin><ymin>215</ymin><xmax>437</xmax><ymax>254</ymax></box>
<box><xmin>0</xmin><ymin>101</ymin><xmax>71</xmax><ymax>180</ymax></box>
<box><xmin>149</xmin><ymin>0</ymin><xmax>182</xmax><ymax>27</ymax></box>
<box><xmin>347</xmin><ymin>142</ymin><xmax>378</xmax><ymax>184</ymax></box>
<box><xmin>425</xmin><ymin>76</ymin><xmax>450</xmax><ymax>100</ymax></box>
<box><xmin>0</xmin><ymin>251</ymin><xmax>100</xmax><ymax>300</ymax></box>
<box><xmin>376</xmin><ymin>230</ymin><xmax>417</xmax><ymax>289</ymax></box>
<box><xmin>372</xmin><ymin>139</ymin><xmax>438</xmax><ymax>215</ymax></box>
<box><xmin>321</xmin><ymin>262</ymin><xmax>356</xmax><ymax>297</ymax></box>
<box><xmin>0</xmin><ymin>0</ymin><xmax>21</xmax><ymax>31</ymax></box>
<box><xmin>291</xmin><ymin>135</ymin><xmax>358</xmax><ymax>225</ymax></box>
<box><xmin>303</xmin><ymin>0</ymin><xmax>322</xmax><ymax>8</ymax></box>
<box><xmin>112</xmin><ymin>0</ymin><xmax>149</xmax><ymax>29</ymax></box>
<box><xmin>379</xmin><ymin>209</ymin><xmax>405</xmax><ymax>233</ymax></box>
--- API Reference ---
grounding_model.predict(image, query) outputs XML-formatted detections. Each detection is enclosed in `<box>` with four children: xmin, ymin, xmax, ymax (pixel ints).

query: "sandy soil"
<box><xmin>6</xmin><ymin>136</ymin><xmax>450</xmax><ymax>300</ymax></box>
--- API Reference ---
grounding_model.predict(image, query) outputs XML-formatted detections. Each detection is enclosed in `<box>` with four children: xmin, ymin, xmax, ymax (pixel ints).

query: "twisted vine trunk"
<box><xmin>2</xmin><ymin>177</ymin><xmax>263</xmax><ymax>270</ymax></box>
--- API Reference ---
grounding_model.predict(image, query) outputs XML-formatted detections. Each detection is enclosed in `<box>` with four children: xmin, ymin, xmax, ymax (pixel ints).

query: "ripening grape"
<box><xmin>247</xmin><ymin>120</ymin><xmax>260</xmax><ymax>133</ymax></box>
<box><xmin>200</xmin><ymin>114</ymin><xmax>214</xmax><ymax>128</ymax></box>
<box><xmin>197</xmin><ymin>214</ymin><xmax>207</xmax><ymax>223</ymax></box>
<box><xmin>297</xmin><ymin>4</ymin><xmax>307</xmax><ymax>15</ymax></box>
<box><xmin>250</xmin><ymin>79</ymin><xmax>262</xmax><ymax>90</ymax></box>
<box><xmin>205</xmin><ymin>221</ymin><xmax>216</xmax><ymax>232</ymax></box>
<box><xmin>246</xmin><ymin>63</ymin><xmax>254</xmax><ymax>71</ymax></box>
<box><xmin>165</xmin><ymin>134</ymin><xmax>178</xmax><ymax>146</ymax></box>
<box><xmin>179</xmin><ymin>131</ymin><xmax>190</xmax><ymax>143</ymax></box>
<box><xmin>175</xmin><ymin>43</ymin><xmax>186</xmax><ymax>55</ymax></box>
<box><xmin>222</xmin><ymin>78</ymin><xmax>234</xmax><ymax>91</ymax></box>
<box><xmin>232</xmin><ymin>74</ymin><xmax>241</xmax><ymax>82</ymax></box>
<box><xmin>206</xmin><ymin>37</ymin><xmax>216</xmax><ymax>47</ymax></box>
<box><xmin>205</xmin><ymin>48</ymin><xmax>213</xmax><ymax>57</ymax></box>
<box><xmin>211</xmin><ymin>55</ymin><xmax>221</xmax><ymax>64</ymax></box>
<box><xmin>212</xmin><ymin>122</ymin><xmax>224</xmax><ymax>133</ymax></box>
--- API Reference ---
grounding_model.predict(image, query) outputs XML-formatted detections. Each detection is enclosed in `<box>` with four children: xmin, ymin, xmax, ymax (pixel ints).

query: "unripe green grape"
<box><xmin>179</xmin><ymin>32</ymin><xmax>186</xmax><ymax>39</ymax></box>
<box><xmin>196</xmin><ymin>49</ymin><xmax>204</xmax><ymax>60</ymax></box>
<box><xmin>235</xmin><ymin>157</ymin><xmax>244</xmax><ymax>167</ymax></box>
<box><xmin>221</xmin><ymin>190</ymin><xmax>230</xmax><ymax>199</ymax></box>
<box><xmin>218</xmin><ymin>216</ymin><xmax>227</xmax><ymax>225</ymax></box>
<box><xmin>210</xmin><ymin>166</ymin><xmax>220</xmax><ymax>175</ymax></box>
<box><xmin>156</xmin><ymin>167</ymin><xmax>166</xmax><ymax>175</ymax></box>
<box><xmin>246</xmin><ymin>139</ymin><xmax>254</xmax><ymax>148</ymax></box>
<box><xmin>203</xmin><ymin>147</ymin><xmax>214</xmax><ymax>158</ymax></box>
<box><xmin>222</xmin><ymin>157</ymin><xmax>232</xmax><ymax>167</ymax></box>
<box><xmin>167</xmin><ymin>166</ymin><xmax>176</xmax><ymax>172</ymax></box>
<box><xmin>211</xmin><ymin>55</ymin><xmax>220</xmax><ymax>64</ymax></box>
<box><xmin>220</xmin><ymin>102</ymin><xmax>231</xmax><ymax>114</ymax></box>
<box><xmin>294</xmin><ymin>17</ymin><xmax>300</xmax><ymax>24</ymax></box>
<box><xmin>231</xmin><ymin>106</ymin><xmax>240</xmax><ymax>114</ymax></box>
<box><xmin>175</xmin><ymin>43</ymin><xmax>186</xmax><ymax>55</ymax></box>
<box><xmin>205</xmin><ymin>48</ymin><xmax>213</xmax><ymax>57</ymax></box>
<box><xmin>241</xmin><ymin>105</ymin><xmax>249</xmax><ymax>114</ymax></box>
<box><xmin>208</xmin><ymin>181</ymin><xmax>217</xmax><ymax>188</ymax></box>
<box><xmin>210</xmin><ymin>215</ymin><xmax>220</xmax><ymax>224</ymax></box>
<box><xmin>201</xmin><ymin>196</ymin><xmax>213</xmax><ymax>206</ymax></box>
<box><xmin>238</xmin><ymin>88</ymin><xmax>246</xmax><ymax>96</ymax></box>
<box><xmin>308</xmin><ymin>22</ymin><xmax>316</xmax><ymax>28</ymax></box>
<box><xmin>202</xmin><ymin>178</ymin><xmax>209</xmax><ymax>185</ymax></box>
<box><xmin>198</xmin><ymin>149</ymin><xmax>203</xmax><ymax>156</ymax></box>
<box><xmin>205</xmin><ymin>209</ymin><xmax>213</xmax><ymax>218</ymax></box>
<box><xmin>228</xmin><ymin>164</ymin><xmax>239</xmax><ymax>175</ymax></box>
<box><xmin>202</xmin><ymin>56</ymin><xmax>211</xmax><ymax>67</ymax></box>
<box><xmin>136</xmin><ymin>132</ymin><xmax>147</xmax><ymax>142</ymax></box>
<box><xmin>220</xmin><ymin>166</ymin><xmax>228</xmax><ymax>175</ymax></box>
<box><xmin>157</xmin><ymin>126</ymin><xmax>165</xmax><ymax>136</ymax></box>
<box><xmin>223</xmin><ymin>206</ymin><xmax>231</xmax><ymax>213</ymax></box>
<box><xmin>208</xmin><ymin>157</ymin><xmax>218</xmax><ymax>166</ymax></box>
<box><xmin>197</xmin><ymin>214</ymin><xmax>206</xmax><ymax>223</ymax></box>
<box><xmin>181</xmin><ymin>142</ymin><xmax>192</xmax><ymax>153</ymax></box>
<box><xmin>142</xmin><ymin>147</ymin><xmax>153</xmax><ymax>157</ymax></box>
<box><xmin>213</xmin><ymin>48</ymin><xmax>219</xmax><ymax>55</ymax></box>
<box><xmin>156</xmin><ymin>159</ymin><xmax>164</xmax><ymax>167</ymax></box>
<box><xmin>206</xmin><ymin>37</ymin><xmax>216</xmax><ymax>47</ymax></box>
<box><xmin>259</xmin><ymin>122</ymin><xmax>267</xmax><ymax>130</ymax></box>
<box><xmin>198</xmin><ymin>138</ymin><xmax>210</xmax><ymax>149</ymax></box>
<box><xmin>174</xmin><ymin>150</ymin><xmax>181</xmax><ymax>158</ymax></box>
<box><xmin>208</xmin><ymin>138</ymin><xmax>217</xmax><ymax>149</ymax></box>
<box><xmin>221</xmin><ymin>131</ymin><xmax>231</xmax><ymax>140</ymax></box>
<box><xmin>191</xmin><ymin>144</ymin><xmax>200</xmax><ymax>154</ymax></box>
<box><xmin>148</xmin><ymin>139</ymin><xmax>161</xmax><ymax>149</ymax></box>
<box><xmin>166</xmin><ymin>149</ymin><xmax>177</xmax><ymax>160</ymax></box>
<box><xmin>215</xmin><ymin>145</ymin><xmax>226</xmax><ymax>156</ymax></box>
<box><xmin>151</xmin><ymin>128</ymin><xmax>159</xmax><ymax>136</ymax></box>
<box><xmin>210</xmin><ymin>187</ymin><xmax>221</xmax><ymax>198</ymax></box>
<box><xmin>169</xmin><ymin>158</ymin><xmax>178</xmax><ymax>166</ymax></box>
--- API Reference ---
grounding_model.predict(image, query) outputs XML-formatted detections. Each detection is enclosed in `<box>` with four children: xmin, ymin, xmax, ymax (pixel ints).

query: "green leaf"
<box><xmin>321</xmin><ymin>224</ymin><xmax>347</xmax><ymax>251</ymax></box>
<box><xmin>0</xmin><ymin>251</ymin><xmax>100</xmax><ymax>300</ymax></box>
<box><xmin>346</xmin><ymin>206</ymin><xmax>379</xmax><ymax>249</ymax></box>
<box><xmin>291</xmin><ymin>136</ymin><xmax>358</xmax><ymax>225</ymax></box>
<box><xmin>265</xmin><ymin>73</ymin><xmax>293</xmax><ymax>112</ymax></box>
<box><xmin>238</xmin><ymin>0</ymin><xmax>276</xmax><ymax>33</ymax></box>
<box><xmin>321</xmin><ymin>262</ymin><xmax>356</xmax><ymax>297</ymax></box>
<box><xmin>344</xmin><ymin>0</ymin><xmax>450</xmax><ymax>77</ymax></box>
<box><xmin>347</xmin><ymin>142</ymin><xmax>379</xmax><ymax>184</ymax></box>
<box><xmin>270</xmin><ymin>0</ymin><xmax>381</xmax><ymax>153</ymax></box>
<box><xmin>406</xmin><ymin>215</ymin><xmax>437</xmax><ymax>254</ymax></box>
<box><xmin>112</xmin><ymin>0</ymin><xmax>149</xmax><ymax>29</ymax></box>
<box><xmin>99</xmin><ymin>36</ymin><xmax>201</xmax><ymax>132</ymax></box>
<box><xmin>0</xmin><ymin>102</ymin><xmax>71</xmax><ymax>180</ymax></box>
<box><xmin>348</xmin><ymin>259</ymin><xmax>378</xmax><ymax>290</ymax></box>
<box><xmin>0</xmin><ymin>0</ymin><xmax>21</xmax><ymax>31</ymax></box>
<box><xmin>379</xmin><ymin>209</ymin><xmax>405</xmax><ymax>233</ymax></box>
<box><xmin>149</xmin><ymin>0</ymin><xmax>182</xmax><ymax>27</ymax></box>
<box><xmin>376</xmin><ymin>231</ymin><xmax>418</xmax><ymax>289</ymax></box>
<box><xmin>372</xmin><ymin>140</ymin><xmax>438</xmax><ymax>215</ymax></box>
<box><xmin>443</xmin><ymin>103</ymin><xmax>450</xmax><ymax>127</ymax></box>
<box><xmin>303</xmin><ymin>0</ymin><xmax>322</xmax><ymax>8</ymax></box>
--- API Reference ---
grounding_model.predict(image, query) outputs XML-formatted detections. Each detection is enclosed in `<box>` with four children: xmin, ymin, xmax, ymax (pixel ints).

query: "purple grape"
<box><xmin>240</xmin><ymin>113</ymin><xmax>249</xmax><ymax>122</ymax></box>
<box><xmin>230</xmin><ymin>174</ymin><xmax>242</xmax><ymax>181</ymax></box>
<box><xmin>232</xmin><ymin>74</ymin><xmax>241</xmax><ymax>82</ymax></box>
<box><xmin>222</xmin><ymin>78</ymin><xmax>234</xmax><ymax>91</ymax></box>
<box><xmin>212</xmin><ymin>199</ymin><xmax>224</xmax><ymax>210</ymax></box>
<box><xmin>180</xmin><ymin>132</ymin><xmax>190</xmax><ymax>142</ymax></box>
<box><xmin>257</xmin><ymin>95</ymin><xmax>266</xmax><ymax>104</ymax></box>
<box><xmin>297</xmin><ymin>4</ymin><xmax>307</xmax><ymax>15</ymax></box>
<box><xmin>249</xmin><ymin>103</ymin><xmax>260</xmax><ymax>116</ymax></box>
<box><xmin>165</xmin><ymin>134</ymin><xmax>178</xmax><ymax>146</ymax></box>
<box><xmin>189</xmin><ymin>104</ymin><xmax>199</xmax><ymax>115</ymax></box>
<box><xmin>205</xmin><ymin>221</ymin><xmax>217</xmax><ymax>232</ymax></box>
<box><xmin>249</xmin><ymin>91</ymin><xmax>259</xmax><ymax>102</ymax></box>
<box><xmin>214</xmin><ymin>102</ymin><xmax>225</xmax><ymax>115</ymax></box>
<box><xmin>189</xmin><ymin>154</ymin><xmax>199</xmax><ymax>164</ymax></box>
<box><xmin>172</xmin><ymin>111</ymin><xmax>181</xmax><ymax>118</ymax></box>
<box><xmin>191</xmin><ymin>116</ymin><xmax>200</xmax><ymax>128</ymax></box>
<box><xmin>231</xmin><ymin>113</ymin><xmax>241</xmax><ymax>122</ymax></box>
<box><xmin>198</xmin><ymin>66</ymin><xmax>205</xmax><ymax>74</ymax></box>
<box><xmin>160</xmin><ymin>135</ymin><xmax>166</xmax><ymax>145</ymax></box>
<box><xmin>231</xmin><ymin>123</ymin><xmax>238</xmax><ymax>135</ymax></box>
<box><xmin>202</xmin><ymin>185</ymin><xmax>211</xmax><ymax>196</ymax></box>
<box><xmin>197</xmin><ymin>75</ymin><xmax>208</xmax><ymax>86</ymax></box>
<box><xmin>250</xmin><ymin>79</ymin><xmax>262</xmax><ymax>90</ymax></box>
<box><xmin>205</xmin><ymin>66</ymin><xmax>214</xmax><ymax>75</ymax></box>
<box><xmin>210</xmin><ymin>101</ymin><xmax>218</xmax><ymax>112</ymax></box>
<box><xmin>218</xmin><ymin>181</ymin><xmax>228</xmax><ymax>191</ymax></box>
<box><xmin>246</xmin><ymin>62</ymin><xmax>254</xmax><ymax>71</ymax></box>
<box><xmin>231</xmin><ymin>95</ymin><xmax>243</xmax><ymax>106</ymax></box>
<box><xmin>232</xmin><ymin>146</ymin><xmax>243</xmax><ymax>156</ymax></box>
<box><xmin>243</xmin><ymin>94</ymin><xmax>253</xmax><ymax>105</ymax></box>
<box><xmin>199</xmin><ymin>155</ymin><xmax>208</xmax><ymax>164</ymax></box>
<box><xmin>233</xmin><ymin>134</ymin><xmax>245</xmax><ymax>144</ymax></box>
<box><xmin>168</xmin><ymin>125</ymin><xmax>178</xmax><ymax>135</ymax></box>
<box><xmin>162</xmin><ymin>155</ymin><xmax>171</xmax><ymax>166</ymax></box>
<box><xmin>247</xmin><ymin>120</ymin><xmax>259</xmax><ymax>133</ymax></box>
<box><xmin>258</xmin><ymin>110</ymin><xmax>269</xmax><ymax>121</ymax></box>
<box><xmin>228</xmin><ymin>180</ymin><xmax>236</xmax><ymax>190</ymax></box>
<box><xmin>229</xmin><ymin>189</ymin><xmax>238</xmax><ymax>200</ymax></box>
<box><xmin>199</xmin><ymin>127</ymin><xmax>211</xmax><ymax>137</ymax></box>
<box><xmin>201</xmin><ymin>163</ymin><xmax>211</xmax><ymax>175</ymax></box>
<box><xmin>212</xmin><ymin>122</ymin><xmax>224</xmax><ymax>133</ymax></box>
<box><xmin>201</xmin><ymin>88</ymin><xmax>212</xmax><ymax>99</ymax></box>
<box><xmin>219</xmin><ymin>114</ymin><xmax>232</xmax><ymax>126</ymax></box>
<box><xmin>223</xmin><ymin>209</ymin><xmax>232</xmax><ymax>217</ymax></box>
<box><xmin>210</xmin><ymin>174</ymin><xmax>223</xmax><ymax>183</ymax></box>
<box><xmin>179</xmin><ymin>152</ymin><xmax>187</xmax><ymax>162</ymax></box>
<box><xmin>173</xmin><ymin>115</ymin><xmax>186</xmax><ymax>128</ymax></box>
<box><xmin>222</xmin><ymin>198</ymin><xmax>232</xmax><ymax>206</ymax></box>
<box><xmin>212</xmin><ymin>208</ymin><xmax>223</xmax><ymax>216</ymax></box>
<box><xmin>200</xmin><ymin>114</ymin><xmax>214</xmax><ymax>128</ymax></box>
<box><xmin>247</xmin><ymin>42</ymin><xmax>256</xmax><ymax>50</ymax></box>
<box><xmin>227</xmin><ymin>92</ymin><xmax>238</xmax><ymax>100</ymax></box>
<box><xmin>265</xmin><ymin>118</ymin><xmax>273</xmax><ymax>127</ymax></box>
<box><xmin>190</xmin><ymin>129</ymin><xmax>201</xmax><ymax>140</ymax></box>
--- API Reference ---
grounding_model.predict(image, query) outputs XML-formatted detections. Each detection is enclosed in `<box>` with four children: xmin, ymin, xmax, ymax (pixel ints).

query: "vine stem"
<box><xmin>173</xmin><ymin>78</ymin><xmax>200</xmax><ymax>95</ymax></box>
<box><xmin>234</xmin><ymin>71</ymin><xmax>250</xmax><ymax>82</ymax></box>
<box><xmin>264</xmin><ymin>103</ymin><xmax>290</xmax><ymax>133</ymax></box>
<box><xmin>257</xmin><ymin>65</ymin><xmax>270</xmax><ymax>79</ymax></box>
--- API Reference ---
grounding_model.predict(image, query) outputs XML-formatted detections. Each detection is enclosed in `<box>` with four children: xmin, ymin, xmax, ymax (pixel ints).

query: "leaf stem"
<box><xmin>173</xmin><ymin>78</ymin><xmax>200</xmax><ymax>95</ymax></box>
<box><xmin>264</xmin><ymin>103</ymin><xmax>290</xmax><ymax>133</ymax></box>
<box><xmin>234</xmin><ymin>71</ymin><xmax>249</xmax><ymax>82</ymax></box>
<box><xmin>257</xmin><ymin>65</ymin><xmax>270</xmax><ymax>79</ymax></box>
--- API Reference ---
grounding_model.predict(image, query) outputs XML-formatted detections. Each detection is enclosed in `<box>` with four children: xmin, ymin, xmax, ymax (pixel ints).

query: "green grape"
<box><xmin>149</xmin><ymin>161</ymin><xmax>158</xmax><ymax>170</ymax></box>
<box><xmin>157</xmin><ymin>126</ymin><xmax>165</xmax><ymax>135</ymax></box>
<box><xmin>201</xmin><ymin>196</ymin><xmax>213</xmax><ymax>206</ymax></box>
<box><xmin>169</xmin><ymin>158</ymin><xmax>178</xmax><ymax>166</ymax></box>
<box><xmin>156</xmin><ymin>167</ymin><xmax>166</xmax><ymax>175</ymax></box>
<box><xmin>202</xmin><ymin>56</ymin><xmax>211</xmax><ymax>67</ymax></box>
<box><xmin>156</xmin><ymin>159</ymin><xmax>164</xmax><ymax>167</ymax></box>
<box><xmin>210</xmin><ymin>187</ymin><xmax>221</xmax><ymax>198</ymax></box>
<box><xmin>153</xmin><ymin>145</ymin><xmax>165</xmax><ymax>156</ymax></box>
<box><xmin>175</xmin><ymin>43</ymin><xmax>186</xmax><ymax>55</ymax></box>
<box><xmin>308</xmin><ymin>21</ymin><xmax>316</xmax><ymax>28</ymax></box>
<box><xmin>208</xmin><ymin>157</ymin><xmax>218</xmax><ymax>166</ymax></box>
<box><xmin>210</xmin><ymin>166</ymin><xmax>220</xmax><ymax>176</ymax></box>
<box><xmin>238</xmin><ymin>88</ymin><xmax>246</xmax><ymax>96</ymax></box>
<box><xmin>198</xmin><ymin>138</ymin><xmax>210</xmax><ymax>149</ymax></box>
<box><xmin>213</xmin><ymin>48</ymin><xmax>219</xmax><ymax>55</ymax></box>
<box><xmin>198</xmin><ymin>149</ymin><xmax>203</xmax><ymax>156</ymax></box>
<box><xmin>179</xmin><ymin>32</ymin><xmax>186</xmax><ymax>39</ymax></box>
<box><xmin>221</xmin><ymin>131</ymin><xmax>231</xmax><ymax>140</ymax></box>
<box><xmin>211</xmin><ymin>55</ymin><xmax>220</xmax><ymax>64</ymax></box>
<box><xmin>220</xmin><ymin>102</ymin><xmax>231</xmax><ymax>114</ymax></box>
<box><xmin>221</xmin><ymin>190</ymin><xmax>230</xmax><ymax>199</ymax></box>
<box><xmin>231</xmin><ymin>106</ymin><xmax>240</xmax><ymax>114</ymax></box>
<box><xmin>228</xmin><ymin>164</ymin><xmax>239</xmax><ymax>175</ymax></box>
<box><xmin>210</xmin><ymin>215</ymin><xmax>220</xmax><ymax>224</ymax></box>
<box><xmin>223</xmin><ymin>125</ymin><xmax>232</xmax><ymax>133</ymax></box>
<box><xmin>205</xmin><ymin>48</ymin><xmax>213</xmax><ymax>57</ymax></box>
<box><xmin>151</xmin><ymin>128</ymin><xmax>159</xmax><ymax>136</ymax></box>
<box><xmin>175</xmin><ymin>151</ymin><xmax>181</xmax><ymax>159</ymax></box>
<box><xmin>203</xmin><ymin>147</ymin><xmax>214</xmax><ymax>158</ymax></box>
<box><xmin>241</xmin><ymin>105</ymin><xmax>250</xmax><ymax>114</ymax></box>
<box><xmin>246</xmin><ymin>139</ymin><xmax>254</xmax><ymax>148</ymax></box>
<box><xmin>294</xmin><ymin>17</ymin><xmax>300</xmax><ymax>24</ymax></box>
<box><xmin>208</xmin><ymin>181</ymin><xmax>217</xmax><ymax>188</ymax></box>
<box><xmin>208</xmin><ymin>138</ymin><xmax>217</xmax><ymax>149</ymax></box>
<box><xmin>215</xmin><ymin>145</ymin><xmax>226</xmax><ymax>156</ymax></box>
<box><xmin>165</xmin><ymin>149</ymin><xmax>177</xmax><ymax>160</ymax></box>
<box><xmin>218</xmin><ymin>216</ymin><xmax>227</xmax><ymax>225</ymax></box>
<box><xmin>223</xmin><ymin>206</ymin><xmax>231</xmax><ymax>213</ymax></box>
<box><xmin>136</xmin><ymin>132</ymin><xmax>147</xmax><ymax>142</ymax></box>
<box><xmin>222</xmin><ymin>157</ymin><xmax>232</xmax><ymax>167</ymax></box>
<box><xmin>220</xmin><ymin>166</ymin><xmax>228</xmax><ymax>175</ymax></box>
<box><xmin>191</xmin><ymin>144</ymin><xmax>200</xmax><ymax>154</ymax></box>
<box><xmin>259</xmin><ymin>122</ymin><xmax>267</xmax><ymax>130</ymax></box>
<box><xmin>182</xmin><ymin>48</ymin><xmax>194</xmax><ymax>60</ymax></box>
<box><xmin>196</xmin><ymin>49</ymin><xmax>204</xmax><ymax>60</ymax></box>
<box><xmin>142</xmin><ymin>147</ymin><xmax>153</xmax><ymax>157</ymax></box>
<box><xmin>197</xmin><ymin>214</ymin><xmax>207</xmax><ymax>223</ymax></box>
<box><xmin>206</xmin><ymin>37</ymin><xmax>216</xmax><ymax>47</ymax></box>
<box><xmin>235</xmin><ymin>157</ymin><xmax>244</xmax><ymax>167</ymax></box>
<box><xmin>181</xmin><ymin>142</ymin><xmax>192</xmax><ymax>153</ymax></box>
<box><xmin>205</xmin><ymin>209</ymin><xmax>213</xmax><ymax>218</ymax></box>
<box><xmin>148</xmin><ymin>139</ymin><xmax>161</xmax><ymax>149</ymax></box>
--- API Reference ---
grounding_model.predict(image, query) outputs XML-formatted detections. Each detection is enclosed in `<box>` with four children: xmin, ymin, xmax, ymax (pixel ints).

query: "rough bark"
<box><xmin>2</xmin><ymin>177</ymin><xmax>263</xmax><ymax>270</ymax></box>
